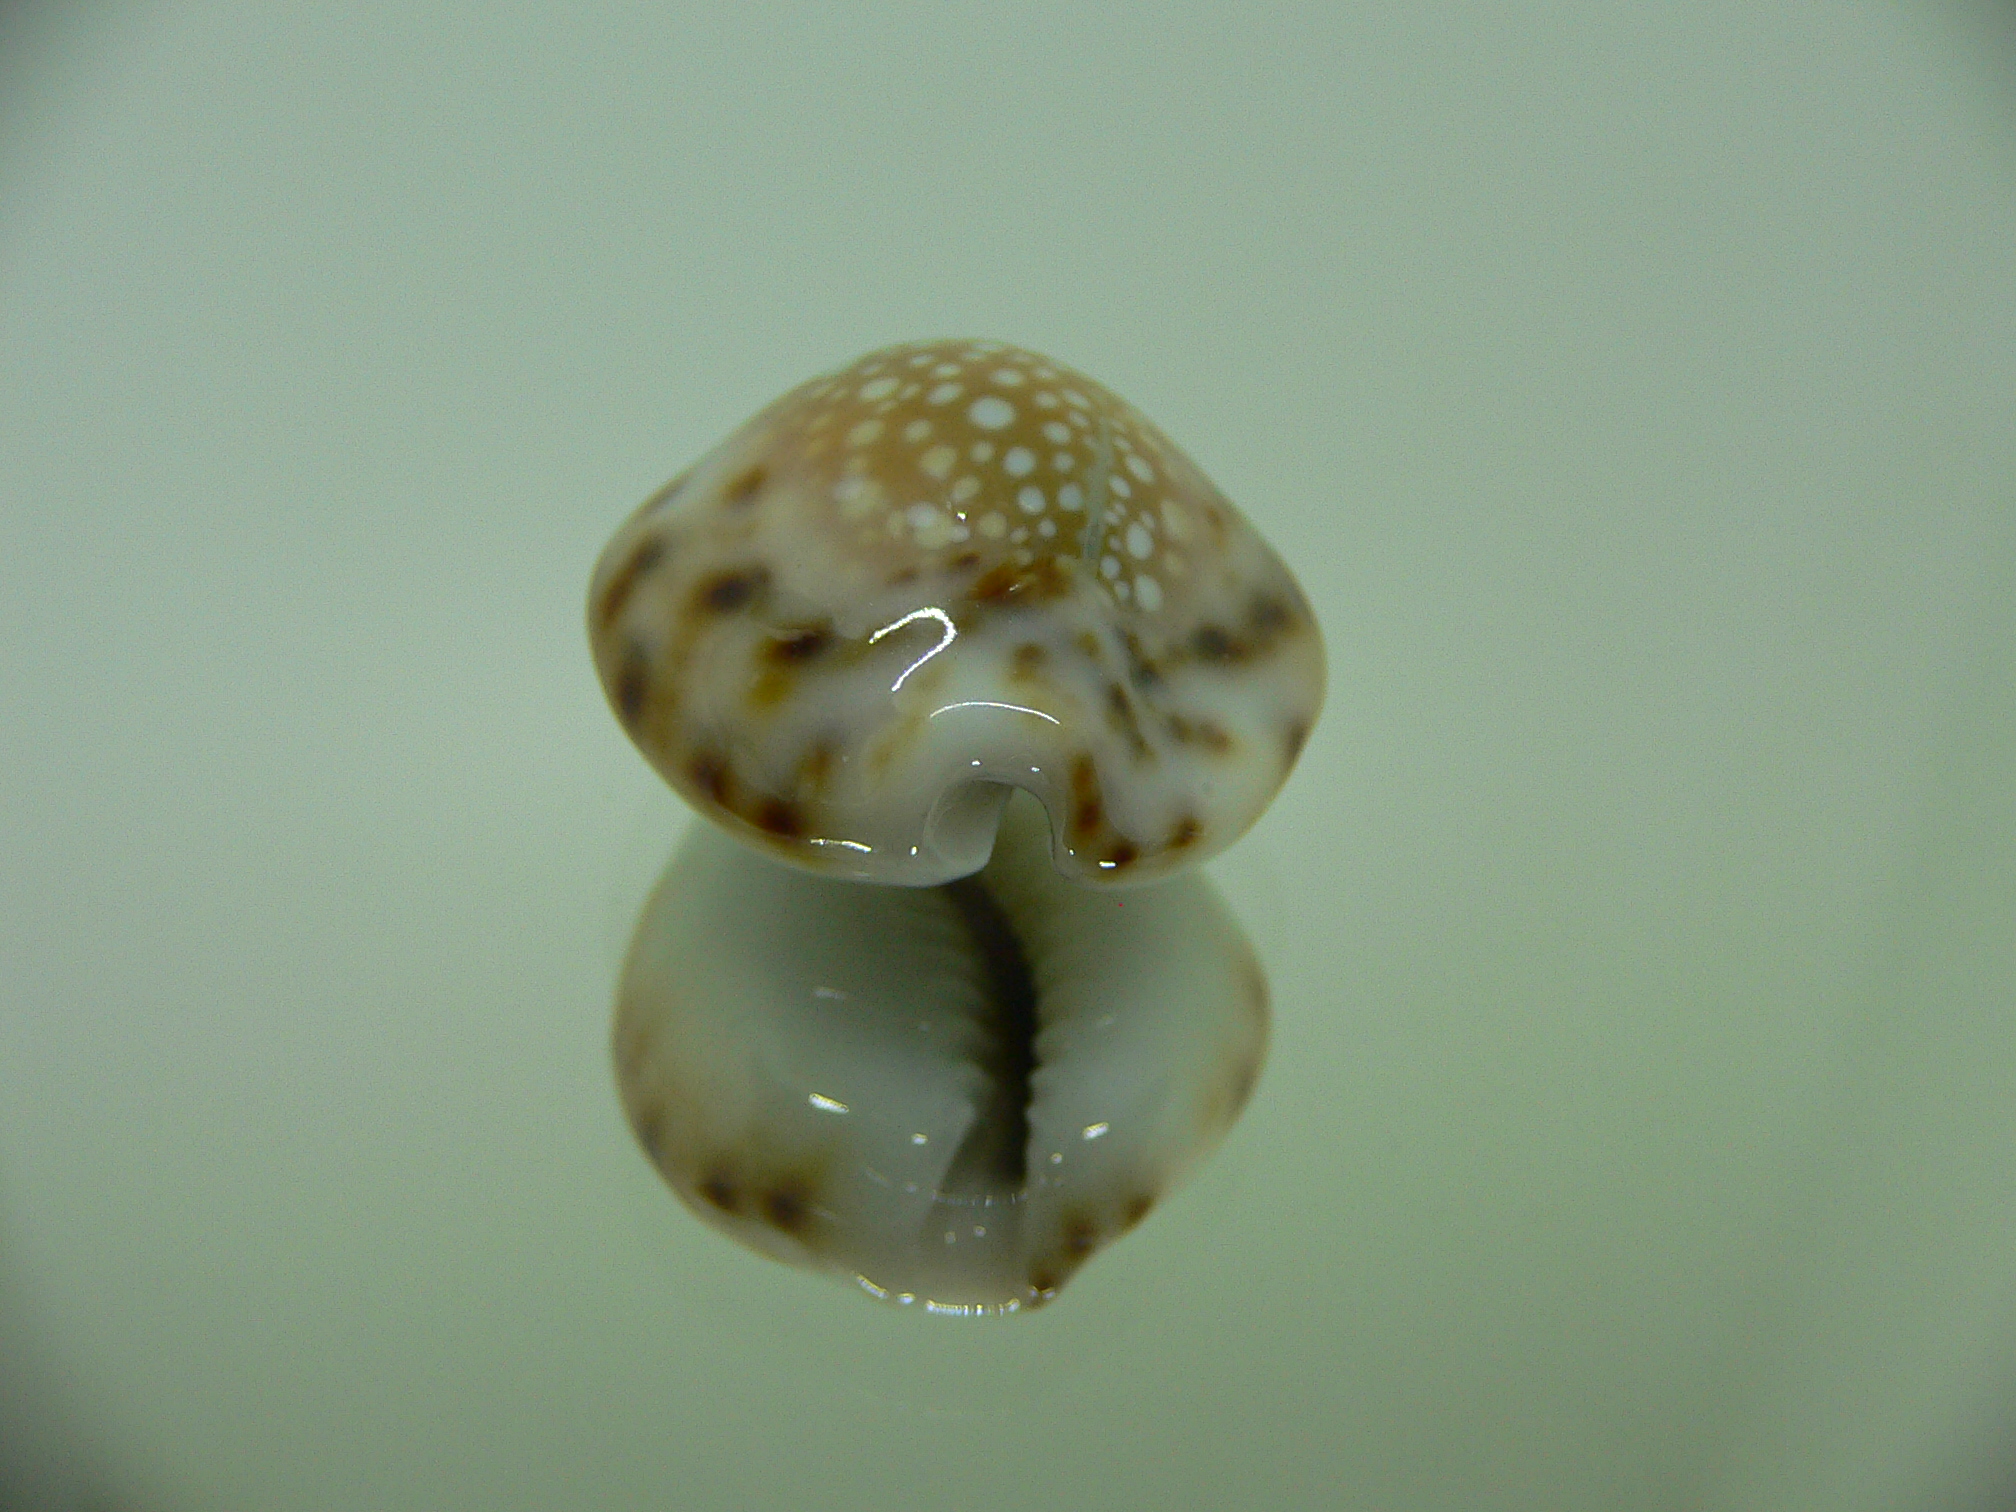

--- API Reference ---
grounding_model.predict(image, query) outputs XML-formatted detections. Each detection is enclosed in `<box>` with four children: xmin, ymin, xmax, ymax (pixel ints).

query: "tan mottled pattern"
<box><xmin>589</xmin><ymin>339</ymin><xmax>1324</xmax><ymax>886</ymax></box>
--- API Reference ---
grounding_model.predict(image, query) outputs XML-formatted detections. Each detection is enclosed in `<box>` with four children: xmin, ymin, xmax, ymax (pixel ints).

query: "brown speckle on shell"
<box><xmin>614</xmin><ymin>642</ymin><xmax>652</xmax><ymax>728</ymax></box>
<box><xmin>1227</xmin><ymin>1057</ymin><xmax>1262</xmax><ymax>1117</ymax></box>
<box><xmin>701</xmin><ymin>1169</ymin><xmax>740</xmax><ymax>1214</ymax></box>
<box><xmin>1241</xmin><ymin>952</ymin><xmax>1271</xmax><ymax>1021</ymax></box>
<box><xmin>1104</xmin><ymin>682</ymin><xmax>1151</xmax><ymax>759</ymax></box>
<box><xmin>795</xmin><ymin>740</ymin><xmax>837</xmax><ymax>798</ymax></box>
<box><xmin>1191</xmin><ymin>623</ymin><xmax>1242</xmax><ymax>663</ymax></box>
<box><xmin>1010</xmin><ymin>642</ymin><xmax>1047</xmax><ymax>679</ymax></box>
<box><xmin>696</xmin><ymin>566</ymin><xmax>769</xmax><ymax>615</ymax></box>
<box><xmin>596</xmin><ymin>536</ymin><xmax>665</xmax><ymax>631</ymax></box>
<box><xmin>1069</xmin><ymin>754</ymin><xmax>1103</xmax><ymax>839</ymax></box>
<box><xmin>766</xmin><ymin>626</ymin><xmax>834</xmax><ymax>664</ymax></box>
<box><xmin>690</xmin><ymin>751</ymin><xmax>732</xmax><ymax>805</ymax></box>
<box><xmin>754</xmin><ymin>797</ymin><xmax>805</xmax><ymax>838</ymax></box>
<box><xmin>972</xmin><ymin>555</ymin><xmax>1073</xmax><ymax>605</ymax></box>
<box><xmin>1166</xmin><ymin>712</ymin><xmax>1234</xmax><ymax>755</ymax></box>
<box><xmin>1284</xmin><ymin>717</ymin><xmax>1310</xmax><ymax>763</ymax></box>
<box><xmin>1121</xmin><ymin>630</ymin><xmax>1162</xmax><ymax>689</ymax></box>
<box><xmin>1062</xmin><ymin>1212</ymin><xmax>1100</xmax><ymax>1259</ymax></box>
<box><xmin>1248</xmin><ymin>591</ymin><xmax>1293</xmax><ymax>636</ymax></box>
<box><xmin>763</xmin><ymin>1180</ymin><xmax>815</xmax><ymax>1236</ymax></box>
<box><xmin>724</xmin><ymin>463</ymin><xmax>768</xmax><ymax>508</ymax></box>
<box><xmin>630</xmin><ymin>1102</ymin><xmax>667</xmax><ymax>1163</ymax></box>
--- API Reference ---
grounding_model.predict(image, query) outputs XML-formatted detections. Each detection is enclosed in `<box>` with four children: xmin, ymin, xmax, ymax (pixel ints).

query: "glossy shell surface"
<box><xmin>589</xmin><ymin>339</ymin><xmax>1324</xmax><ymax>886</ymax></box>
<box><xmin>613</xmin><ymin>796</ymin><xmax>1269</xmax><ymax>1313</ymax></box>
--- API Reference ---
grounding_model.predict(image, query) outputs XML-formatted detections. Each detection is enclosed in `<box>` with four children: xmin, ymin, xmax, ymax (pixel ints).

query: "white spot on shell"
<box><xmin>970</xmin><ymin>441</ymin><xmax>994</xmax><ymax>462</ymax></box>
<box><xmin>920</xmin><ymin>445</ymin><xmax>956</xmax><ymax>480</ymax></box>
<box><xmin>1064</xmin><ymin>389</ymin><xmax>1090</xmax><ymax>409</ymax></box>
<box><xmin>1042</xmin><ymin>422</ymin><xmax>1072</xmax><ymax>444</ymax></box>
<box><xmin>1160</xmin><ymin>498</ymin><xmax>1192</xmax><ymax>541</ymax></box>
<box><xmin>1134</xmin><ymin>574</ymin><xmax>1163</xmax><ymax>612</ymax></box>
<box><xmin>907</xmin><ymin>504</ymin><xmax>956</xmax><ymax>548</ymax></box>
<box><xmin>902</xmin><ymin>418</ymin><xmax>932</xmax><ymax>442</ymax></box>
<box><xmin>1126</xmin><ymin>453</ymin><xmax>1156</xmax><ymax>483</ymax></box>
<box><xmin>858</xmin><ymin>377</ymin><xmax>899</xmax><ymax>401</ymax></box>
<box><xmin>950</xmin><ymin>475</ymin><xmax>981</xmax><ymax>504</ymax></box>
<box><xmin>847</xmin><ymin>419</ymin><xmax>884</xmax><ymax>447</ymax></box>
<box><xmin>1057</xmin><ymin>481</ymin><xmax>1084</xmax><ymax>511</ymax></box>
<box><xmin>991</xmin><ymin>368</ymin><xmax>1025</xmax><ymax>386</ymax></box>
<box><xmin>928</xmin><ymin>382</ymin><xmax>963</xmax><ymax>404</ymax></box>
<box><xmin>834</xmin><ymin>477</ymin><xmax>885</xmax><ymax>519</ymax></box>
<box><xmin>969</xmin><ymin>395</ymin><xmax>1015</xmax><ymax>430</ymax></box>
<box><xmin>1037</xmin><ymin>517</ymin><xmax>1057</xmax><ymax>538</ymax></box>
<box><xmin>1017</xmin><ymin>485</ymin><xmax>1045</xmax><ymax>515</ymax></box>
<box><xmin>1126</xmin><ymin>522</ymin><xmax>1153</xmax><ymax>559</ymax></box>
<box><xmin>1101</xmin><ymin>554</ymin><xmax>1122</xmax><ymax>580</ymax></box>
<box><xmin>1004</xmin><ymin>446</ymin><xmax>1036</xmax><ymax>477</ymax></box>
<box><xmin>1052</xmin><ymin>452</ymin><xmax>1075</xmax><ymax>471</ymax></box>
<box><xmin>1109</xmin><ymin>474</ymin><xmax>1132</xmax><ymax>499</ymax></box>
<box><xmin>978</xmin><ymin>512</ymin><xmax>1007</xmax><ymax>539</ymax></box>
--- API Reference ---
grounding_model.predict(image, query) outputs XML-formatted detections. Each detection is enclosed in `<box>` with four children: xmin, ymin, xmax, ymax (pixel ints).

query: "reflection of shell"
<box><xmin>613</xmin><ymin>796</ymin><xmax>1269</xmax><ymax>1314</ymax></box>
<box><xmin>588</xmin><ymin>339</ymin><xmax>1325</xmax><ymax>886</ymax></box>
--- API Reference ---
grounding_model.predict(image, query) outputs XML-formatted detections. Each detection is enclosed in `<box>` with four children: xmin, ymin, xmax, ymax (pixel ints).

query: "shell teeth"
<box><xmin>612</xmin><ymin>796</ymin><xmax>1268</xmax><ymax>1312</ymax></box>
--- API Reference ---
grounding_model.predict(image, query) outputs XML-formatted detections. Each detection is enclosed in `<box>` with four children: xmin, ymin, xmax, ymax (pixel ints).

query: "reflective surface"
<box><xmin>3</xmin><ymin>4</ymin><xmax>2016</xmax><ymax>1509</ymax></box>
<box><xmin>613</xmin><ymin>794</ymin><xmax>1267</xmax><ymax>1313</ymax></box>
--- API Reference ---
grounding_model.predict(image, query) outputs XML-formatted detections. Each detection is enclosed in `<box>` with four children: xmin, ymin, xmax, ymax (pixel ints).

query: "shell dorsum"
<box><xmin>589</xmin><ymin>339</ymin><xmax>1325</xmax><ymax>886</ymax></box>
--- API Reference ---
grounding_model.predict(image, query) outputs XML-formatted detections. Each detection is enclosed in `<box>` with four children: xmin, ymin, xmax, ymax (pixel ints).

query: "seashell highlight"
<box><xmin>588</xmin><ymin>339</ymin><xmax>1324</xmax><ymax>886</ymax></box>
<box><xmin>612</xmin><ymin>795</ymin><xmax>1269</xmax><ymax>1313</ymax></box>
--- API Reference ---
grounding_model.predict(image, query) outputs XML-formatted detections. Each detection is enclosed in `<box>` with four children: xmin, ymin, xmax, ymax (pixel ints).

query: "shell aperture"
<box><xmin>613</xmin><ymin>795</ymin><xmax>1268</xmax><ymax>1313</ymax></box>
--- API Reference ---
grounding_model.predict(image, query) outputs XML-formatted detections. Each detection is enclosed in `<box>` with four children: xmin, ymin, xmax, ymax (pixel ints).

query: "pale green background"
<box><xmin>3</xmin><ymin>3</ymin><xmax>2015</xmax><ymax>1509</ymax></box>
